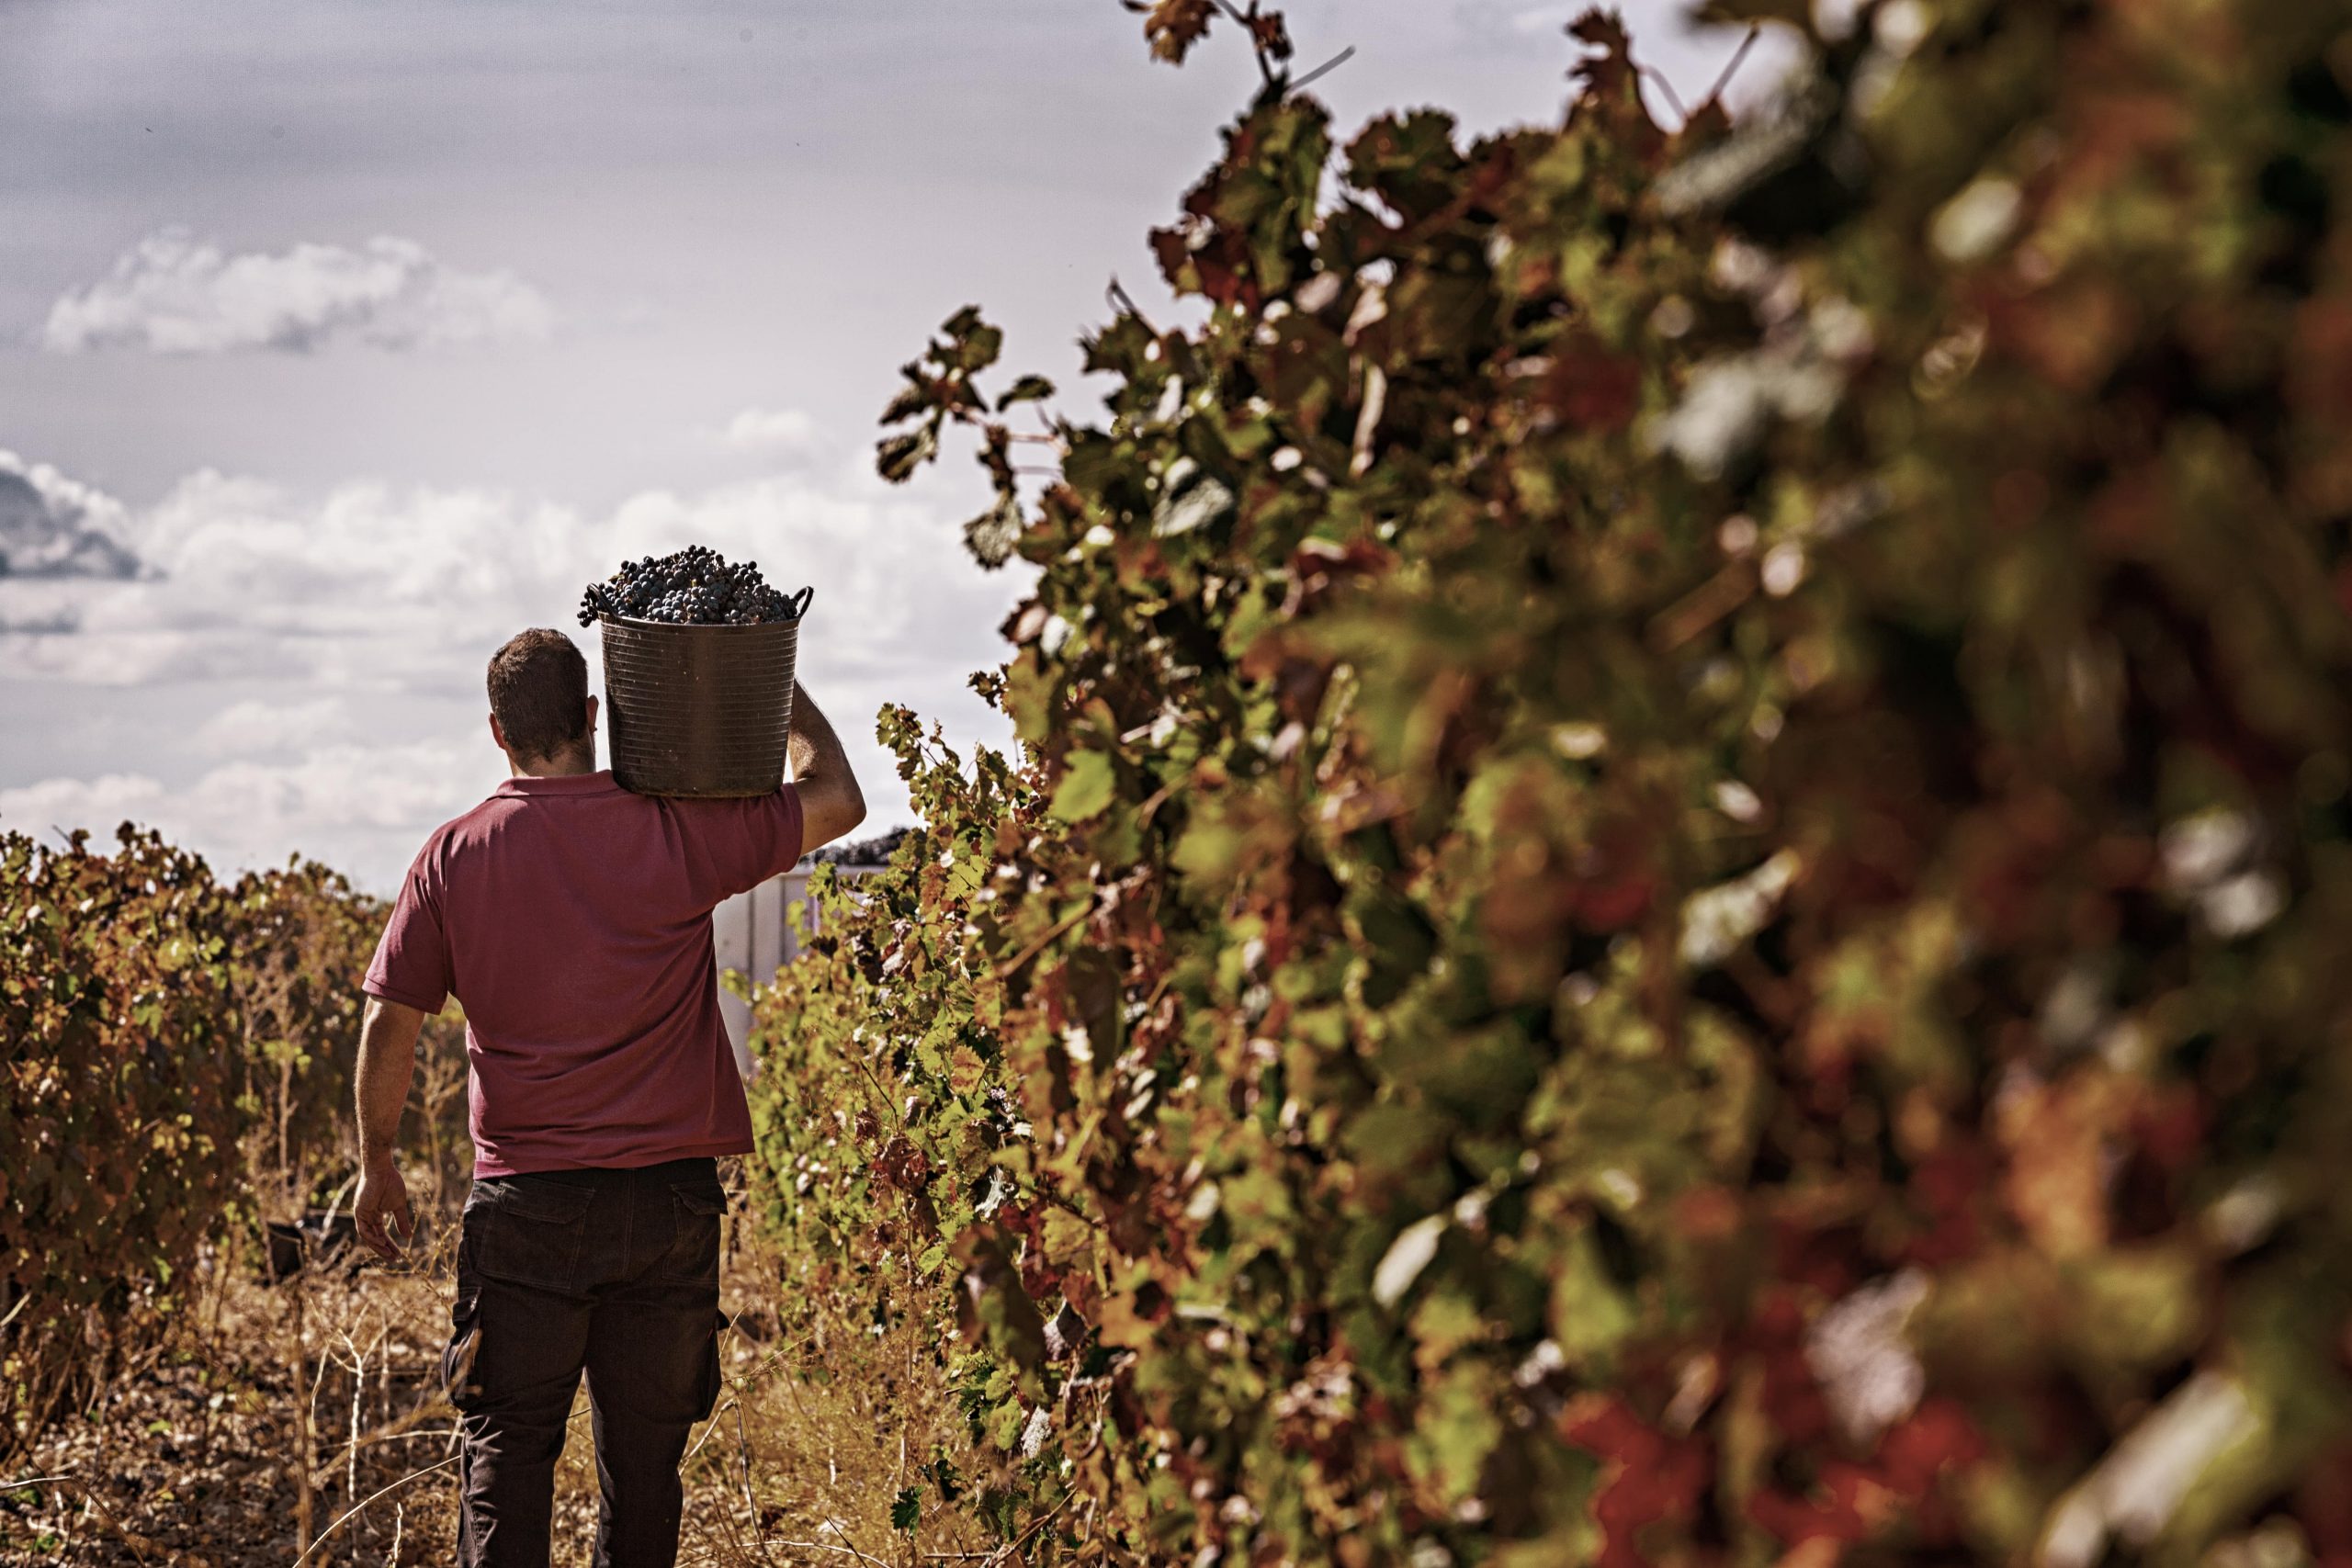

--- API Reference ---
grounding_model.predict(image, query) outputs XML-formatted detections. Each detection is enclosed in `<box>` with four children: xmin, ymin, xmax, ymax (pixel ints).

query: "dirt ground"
<box><xmin>3</xmin><ymin>1190</ymin><xmax>989</xmax><ymax>1567</ymax></box>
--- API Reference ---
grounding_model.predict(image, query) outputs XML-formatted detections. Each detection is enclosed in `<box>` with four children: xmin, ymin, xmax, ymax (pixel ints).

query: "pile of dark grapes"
<box><xmin>576</xmin><ymin>545</ymin><xmax>808</xmax><ymax>626</ymax></box>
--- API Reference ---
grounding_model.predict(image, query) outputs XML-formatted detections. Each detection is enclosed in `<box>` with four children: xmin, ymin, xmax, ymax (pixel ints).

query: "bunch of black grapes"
<box><xmin>577</xmin><ymin>546</ymin><xmax>806</xmax><ymax>626</ymax></box>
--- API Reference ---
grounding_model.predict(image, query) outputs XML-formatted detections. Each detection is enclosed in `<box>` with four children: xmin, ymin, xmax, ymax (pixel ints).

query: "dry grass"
<box><xmin>2</xmin><ymin>1164</ymin><xmax>992</xmax><ymax>1567</ymax></box>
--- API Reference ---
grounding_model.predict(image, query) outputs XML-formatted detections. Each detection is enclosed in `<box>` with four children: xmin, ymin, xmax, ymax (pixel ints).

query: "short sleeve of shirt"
<box><xmin>363</xmin><ymin>849</ymin><xmax>452</xmax><ymax>1015</ymax></box>
<box><xmin>672</xmin><ymin>784</ymin><xmax>807</xmax><ymax>906</ymax></box>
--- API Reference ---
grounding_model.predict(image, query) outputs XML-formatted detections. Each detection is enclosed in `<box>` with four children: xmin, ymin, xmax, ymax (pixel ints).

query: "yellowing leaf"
<box><xmin>1048</xmin><ymin>751</ymin><xmax>1116</xmax><ymax>823</ymax></box>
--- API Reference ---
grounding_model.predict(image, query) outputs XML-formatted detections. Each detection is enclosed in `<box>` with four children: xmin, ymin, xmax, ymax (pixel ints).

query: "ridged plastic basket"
<box><xmin>598</xmin><ymin>600</ymin><xmax>806</xmax><ymax>797</ymax></box>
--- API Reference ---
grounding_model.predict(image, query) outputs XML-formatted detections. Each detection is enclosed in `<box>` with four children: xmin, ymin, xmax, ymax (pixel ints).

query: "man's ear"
<box><xmin>584</xmin><ymin>694</ymin><xmax>599</xmax><ymax>733</ymax></box>
<box><xmin>488</xmin><ymin>712</ymin><xmax>507</xmax><ymax>752</ymax></box>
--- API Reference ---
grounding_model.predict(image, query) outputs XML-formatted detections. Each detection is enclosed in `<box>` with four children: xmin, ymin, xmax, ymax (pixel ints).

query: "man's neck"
<box><xmin>509</xmin><ymin>750</ymin><xmax>598</xmax><ymax>779</ymax></box>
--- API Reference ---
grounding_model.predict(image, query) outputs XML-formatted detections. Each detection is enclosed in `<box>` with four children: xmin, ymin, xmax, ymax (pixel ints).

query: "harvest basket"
<box><xmin>598</xmin><ymin>592</ymin><xmax>808</xmax><ymax>797</ymax></box>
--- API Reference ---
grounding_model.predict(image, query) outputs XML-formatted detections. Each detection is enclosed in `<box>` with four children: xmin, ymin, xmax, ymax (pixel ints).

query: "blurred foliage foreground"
<box><xmin>745</xmin><ymin>1</ymin><xmax>2352</xmax><ymax>1563</ymax></box>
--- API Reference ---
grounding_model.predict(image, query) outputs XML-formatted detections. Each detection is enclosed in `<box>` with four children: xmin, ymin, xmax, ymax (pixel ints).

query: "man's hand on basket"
<box><xmin>355</xmin><ymin>1159</ymin><xmax>414</xmax><ymax>1261</ymax></box>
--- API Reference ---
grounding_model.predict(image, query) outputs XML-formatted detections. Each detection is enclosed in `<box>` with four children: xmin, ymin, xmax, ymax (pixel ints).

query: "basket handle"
<box><xmin>788</xmin><ymin>585</ymin><xmax>814</xmax><ymax>620</ymax></box>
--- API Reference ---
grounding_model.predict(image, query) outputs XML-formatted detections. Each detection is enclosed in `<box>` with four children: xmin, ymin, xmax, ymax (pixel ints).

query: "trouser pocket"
<box><xmin>442</xmin><ymin>1289</ymin><xmax>484</xmax><ymax>1412</ymax></box>
<box><xmin>475</xmin><ymin>1174</ymin><xmax>597</xmax><ymax>1293</ymax></box>
<box><xmin>658</xmin><ymin>1180</ymin><xmax>728</xmax><ymax>1287</ymax></box>
<box><xmin>695</xmin><ymin>1308</ymin><xmax>730</xmax><ymax>1422</ymax></box>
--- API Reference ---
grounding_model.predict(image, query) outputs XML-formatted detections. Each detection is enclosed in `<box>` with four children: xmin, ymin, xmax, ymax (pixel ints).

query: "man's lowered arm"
<box><xmin>352</xmin><ymin>996</ymin><xmax>424</xmax><ymax>1259</ymax></box>
<box><xmin>788</xmin><ymin>680</ymin><xmax>867</xmax><ymax>854</ymax></box>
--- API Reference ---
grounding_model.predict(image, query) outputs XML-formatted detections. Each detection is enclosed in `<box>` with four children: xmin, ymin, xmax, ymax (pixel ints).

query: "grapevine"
<box><xmin>746</xmin><ymin>2</ymin><xmax>2352</xmax><ymax>1562</ymax></box>
<box><xmin>0</xmin><ymin>827</ymin><xmax>464</xmax><ymax>1462</ymax></box>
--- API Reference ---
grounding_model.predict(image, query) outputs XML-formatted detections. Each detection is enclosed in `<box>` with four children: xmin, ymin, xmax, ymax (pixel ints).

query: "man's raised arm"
<box><xmin>788</xmin><ymin>680</ymin><xmax>867</xmax><ymax>854</ymax></box>
<box><xmin>353</xmin><ymin>995</ymin><xmax>424</xmax><ymax>1260</ymax></box>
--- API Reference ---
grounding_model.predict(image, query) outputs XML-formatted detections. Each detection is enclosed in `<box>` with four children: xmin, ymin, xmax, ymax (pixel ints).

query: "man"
<box><xmin>351</xmin><ymin>626</ymin><xmax>865</xmax><ymax>1567</ymax></box>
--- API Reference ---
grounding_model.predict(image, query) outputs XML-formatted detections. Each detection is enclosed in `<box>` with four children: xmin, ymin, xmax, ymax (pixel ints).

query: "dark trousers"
<box><xmin>441</xmin><ymin>1157</ymin><xmax>729</xmax><ymax>1568</ymax></box>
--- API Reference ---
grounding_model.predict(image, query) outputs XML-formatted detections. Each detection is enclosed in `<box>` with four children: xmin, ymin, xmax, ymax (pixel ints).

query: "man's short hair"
<box><xmin>488</xmin><ymin>628</ymin><xmax>590</xmax><ymax>762</ymax></box>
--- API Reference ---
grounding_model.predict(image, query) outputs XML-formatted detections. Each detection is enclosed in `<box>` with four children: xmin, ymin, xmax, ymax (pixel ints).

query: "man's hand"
<box><xmin>353</xmin><ymin>994</ymin><xmax>425</xmax><ymax>1259</ymax></box>
<box><xmin>355</xmin><ymin>1160</ymin><xmax>414</xmax><ymax>1261</ymax></box>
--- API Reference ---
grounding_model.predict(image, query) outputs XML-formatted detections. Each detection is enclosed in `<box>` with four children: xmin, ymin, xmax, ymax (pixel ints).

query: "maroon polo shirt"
<box><xmin>362</xmin><ymin>770</ymin><xmax>803</xmax><ymax>1178</ymax></box>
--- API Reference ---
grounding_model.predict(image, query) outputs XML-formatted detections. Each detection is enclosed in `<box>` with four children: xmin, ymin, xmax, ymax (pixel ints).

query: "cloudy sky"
<box><xmin>0</xmin><ymin>0</ymin><xmax>1775</xmax><ymax>895</ymax></box>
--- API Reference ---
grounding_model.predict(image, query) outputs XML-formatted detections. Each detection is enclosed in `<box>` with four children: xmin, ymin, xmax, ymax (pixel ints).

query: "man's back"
<box><xmin>364</xmin><ymin>770</ymin><xmax>804</xmax><ymax>1177</ymax></box>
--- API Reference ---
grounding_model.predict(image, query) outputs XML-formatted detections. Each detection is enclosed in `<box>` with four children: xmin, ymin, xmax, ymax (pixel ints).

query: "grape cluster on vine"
<box><xmin>576</xmin><ymin>545</ymin><xmax>807</xmax><ymax>626</ymax></box>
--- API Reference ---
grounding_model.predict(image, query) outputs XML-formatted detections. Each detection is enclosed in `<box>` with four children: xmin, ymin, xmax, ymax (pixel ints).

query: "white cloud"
<box><xmin>0</xmin><ymin>473</ymin><xmax>585</xmax><ymax>686</ymax></box>
<box><xmin>191</xmin><ymin>696</ymin><xmax>352</xmax><ymax>757</ymax></box>
<box><xmin>0</xmin><ymin>448</ymin><xmax>1033</xmax><ymax>890</ymax></box>
<box><xmin>717</xmin><ymin>407</ymin><xmax>821</xmax><ymax>454</ymax></box>
<box><xmin>40</xmin><ymin>230</ymin><xmax>556</xmax><ymax>355</ymax></box>
<box><xmin>0</xmin><ymin>450</ymin><xmax>143</xmax><ymax>581</ymax></box>
<box><xmin>0</xmin><ymin>459</ymin><xmax>1015</xmax><ymax>688</ymax></box>
<box><xmin>0</xmin><ymin>739</ymin><xmax>492</xmax><ymax>886</ymax></box>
